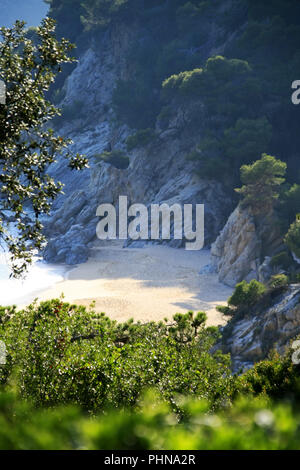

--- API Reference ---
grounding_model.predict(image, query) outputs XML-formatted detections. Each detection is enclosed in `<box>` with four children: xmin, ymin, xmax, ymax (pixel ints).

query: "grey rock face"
<box><xmin>43</xmin><ymin>24</ymin><xmax>233</xmax><ymax>264</ymax></box>
<box><xmin>43</xmin><ymin>224</ymin><xmax>94</xmax><ymax>265</ymax></box>
<box><xmin>221</xmin><ymin>285</ymin><xmax>300</xmax><ymax>372</ymax></box>
<box><xmin>211</xmin><ymin>206</ymin><xmax>261</xmax><ymax>287</ymax></box>
<box><xmin>211</xmin><ymin>205</ymin><xmax>283</xmax><ymax>287</ymax></box>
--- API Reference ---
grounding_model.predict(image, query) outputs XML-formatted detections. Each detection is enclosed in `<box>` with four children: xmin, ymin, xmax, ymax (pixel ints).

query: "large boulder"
<box><xmin>43</xmin><ymin>223</ymin><xmax>95</xmax><ymax>265</ymax></box>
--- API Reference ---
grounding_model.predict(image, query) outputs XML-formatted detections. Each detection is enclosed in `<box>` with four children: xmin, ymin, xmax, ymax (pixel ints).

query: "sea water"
<box><xmin>0</xmin><ymin>251</ymin><xmax>65</xmax><ymax>306</ymax></box>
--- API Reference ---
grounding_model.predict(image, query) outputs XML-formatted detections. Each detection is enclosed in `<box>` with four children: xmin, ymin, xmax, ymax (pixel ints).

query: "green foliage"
<box><xmin>60</xmin><ymin>99</ymin><xmax>85</xmax><ymax>121</ymax></box>
<box><xmin>191</xmin><ymin>117</ymin><xmax>272</xmax><ymax>182</ymax></box>
<box><xmin>126</xmin><ymin>129</ymin><xmax>156</xmax><ymax>151</ymax></box>
<box><xmin>2</xmin><ymin>388</ymin><xmax>300</xmax><ymax>449</ymax></box>
<box><xmin>81</xmin><ymin>0</ymin><xmax>131</xmax><ymax>31</ymax></box>
<box><xmin>216</xmin><ymin>305</ymin><xmax>234</xmax><ymax>317</ymax></box>
<box><xmin>270</xmin><ymin>251</ymin><xmax>293</xmax><ymax>271</ymax></box>
<box><xmin>155</xmin><ymin>39</ymin><xmax>199</xmax><ymax>81</ymax></box>
<box><xmin>280</xmin><ymin>184</ymin><xmax>300</xmax><ymax>226</ymax></box>
<box><xmin>0</xmin><ymin>19</ymin><xmax>88</xmax><ymax>277</ymax></box>
<box><xmin>162</xmin><ymin>56</ymin><xmax>259</xmax><ymax>120</ymax></box>
<box><xmin>175</xmin><ymin>1</ymin><xmax>211</xmax><ymax>33</ymax></box>
<box><xmin>0</xmin><ymin>300</ymin><xmax>232</xmax><ymax>413</ymax></box>
<box><xmin>0</xmin><ymin>299</ymin><xmax>300</xmax><ymax>449</ymax></box>
<box><xmin>237</xmin><ymin>351</ymin><xmax>300</xmax><ymax>401</ymax></box>
<box><xmin>268</xmin><ymin>274</ymin><xmax>289</xmax><ymax>289</ymax></box>
<box><xmin>47</xmin><ymin>0</ymin><xmax>300</xmax><ymax>190</ymax></box>
<box><xmin>228</xmin><ymin>280</ymin><xmax>266</xmax><ymax>309</ymax></box>
<box><xmin>285</xmin><ymin>216</ymin><xmax>300</xmax><ymax>259</ymax></box>
<box><xmin>236</xmin><ymin>154</ymin><xmax>287</xmax><ymax>215</ymax></box>
<box><xmin>94</xmin><ymin>150</ymin><xmax>129</xmax><ymax>169</ymax></box>
<box><xmin>112</xmin><ymin>79</ymin><xmax>160</xmax><ymax>129</ymax></box>
<box><xmin>222</xmin><ymin>117</ymin><xmax>272</xmax><ymax>165</ymax></box>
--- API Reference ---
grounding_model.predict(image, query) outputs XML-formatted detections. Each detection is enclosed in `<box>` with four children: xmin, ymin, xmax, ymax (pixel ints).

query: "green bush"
<box><xmin>94</xmin><ymin>150</ymin><xmax>130</xmax><ymax>169</ymax></box>
<box><xmin>285</xmin><ymin>216</ymin><xmax>300</xmax><ymax>259</ymax></box>
<box><xmin>80</xmin><ymin>0</ymin><xmax>131</xmax><ymax>31</ymax></box>
<box><xmin>0</xmin><ymin>300</ymin><xmax>232</xmax><ymax>413</ymax></box>
<box><xmin>237</xmin><ymin>351</ymin><xmax>300</xmax><ymax>401</ymax></box>
<box><xmin>268</xmin><ymin>274</ymin><xmax>289</xmax><ymax>289</ymax></box>
<box><xmin>162</xmin><ymin>56</ymin><xmax>257</xmax><ymax>120</ymax></box>
<box><xmin>126</xmin><ymin>129</ymin><xmax>156</xmax><ymax>151</ymax></box>
<box><xmin>228</xmin><ymin>280</ymin><xmax>266</xmax><ymax>309</ymax></box>
<box><xmin>216</xmin><ymin>305</ymin><xmax>234</xmax><ymax>316</ymax></box>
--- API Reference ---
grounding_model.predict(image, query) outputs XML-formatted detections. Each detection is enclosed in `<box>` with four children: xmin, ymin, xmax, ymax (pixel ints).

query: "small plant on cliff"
<box><xmin>284</xmin><ymin>215</ymin><xmax>300</xmax><ymax>259</ymax></box>
<box><xmin>268</xmin><ymin>274</ymin><xmax>289</xmax><ymax>289</ymax></box>
<box><xmin>228</xmin><ymin>280</ymin><xmax>266</xmax><ymax>309</ymax></box>
<box><xmin>126</xmin><ymin>129</ymin><xmax>156</xmax><ymax>151</ymax></box>
<box><xmin>235</xmin><ymin>154</ymin><xmax>287</xmax><ymax>215</ymax></box>
<box><xmin>94</xmin><ymin>150</ymin><xmax>129</xmax><ymax>170</ymax></box>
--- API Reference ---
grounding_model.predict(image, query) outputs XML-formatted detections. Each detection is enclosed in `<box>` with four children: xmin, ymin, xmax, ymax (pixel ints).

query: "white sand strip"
<box><xmin>17</xmin><ymin>242</ymin><xmax>232</xmax><ymax>326</ymax></box>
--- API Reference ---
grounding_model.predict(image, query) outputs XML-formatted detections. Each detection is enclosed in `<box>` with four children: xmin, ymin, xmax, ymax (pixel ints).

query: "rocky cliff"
<box><xmin>43</xmin><ymin>23</ymin><xmax>233</xmax><ymax>264</ymax></box>
<box><xmin>220</xmin><ymin>284</ymin><xmax>300</xmax><ymax>372</ymax></box>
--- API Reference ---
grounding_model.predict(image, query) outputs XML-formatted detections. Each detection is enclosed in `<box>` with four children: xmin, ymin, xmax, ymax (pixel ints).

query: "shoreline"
<box><xmin>17</xmin><ymin>243</ymin><xmax>233</xmax><ymax>326</ymax></box>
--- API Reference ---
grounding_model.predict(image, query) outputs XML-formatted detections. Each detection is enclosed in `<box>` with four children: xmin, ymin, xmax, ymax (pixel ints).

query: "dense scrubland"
<box><xmin>0</xmin><ymin>296</ymin><xmax>300</xmax><ymax>449</ymax></box>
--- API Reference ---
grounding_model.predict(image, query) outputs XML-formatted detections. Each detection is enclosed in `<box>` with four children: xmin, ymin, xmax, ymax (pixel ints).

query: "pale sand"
<box><xmin>19</xmin><ymin>242</ymin><xmax>233</xmax><ymax>326</ymax></box>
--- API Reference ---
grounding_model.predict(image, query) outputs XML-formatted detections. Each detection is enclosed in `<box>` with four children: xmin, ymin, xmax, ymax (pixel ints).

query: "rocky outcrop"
<box><xmin>211</xmin><ymin>205</ymin><xmax>283</xmax><ymax>287</ymax></box>
<box><xmin>211</xmin><ymin>206</ymin><xmax>261</xmax><ymax>287</ymax></box>
<box><xmin>221</xmin><ymin>285</ymin><xmax>300</xmax><ymax>372</ymax></box>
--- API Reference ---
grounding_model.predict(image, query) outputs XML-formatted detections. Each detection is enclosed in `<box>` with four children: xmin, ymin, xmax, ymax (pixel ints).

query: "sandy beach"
<box><xmin>17</xmin><ymin>242</ymin><xmax>233</xmax><ymax>326</ymax></box>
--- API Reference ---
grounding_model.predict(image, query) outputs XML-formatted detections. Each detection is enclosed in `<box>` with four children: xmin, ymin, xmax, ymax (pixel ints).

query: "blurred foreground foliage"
<box><xmin>1</xmin><ymin>388</ymin><xmax>300</xmax><ymax>450</ymax></box>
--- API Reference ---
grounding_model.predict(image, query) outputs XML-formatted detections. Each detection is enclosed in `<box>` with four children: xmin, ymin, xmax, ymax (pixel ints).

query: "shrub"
<box><xmin>237</xmin><ymin>351</ymin><xmax>300</xmax><ymax>401</ymax></box>
<box><xmin>162</xmin><ymin>67</ymin><xmax>204</xmax><ymax>99</ymax></box>
<box><xmin>80</xmin><ymin>0</ymin><xmax>131</xmax><ymax>31</ymax></box>
<box><xmin>268</xmin><ymin>274</ymin><xmax>289</xmax><ymax>289</ymax></box>
<box><xmin>285</xmin><ymin>216</ymin><xmax>300</xmax><ymax>259</ymax></box>
<box><xmin>0</xmin><ymin>300</ymin><xmax>232</xmax><ymax>413</ymax></box>
<box><xmin>223</xmin><ymin>117</ymin><xmax>272</xmax><ymax>165</ymax></box>
<box><xmin>216</xmin><ymin>305</ymin><xmax>234</xmax><ymax>316</ymax></box>
<box><xmin>228</xmin><ymin>280</ymin><xmax>266</xmax><ymax>309</ymax></box>
<box><xmin>270</xmin><ymin>251</ymin><xmax>293</xmax><ymax>270</ymax></box>
<box><xmin>126</xmin><ymin>129</ymin><xmax>156</xmax><ymax>151</ymax></box>
<box><xmin>94</xmin><ymin>150</ymin><xmax>130</xmax><ymax>169</ymax></box>
<box><xmin>162</xmin><ymin>56</ymin><xmax>257</xmax><ymax>120</ymax></box>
